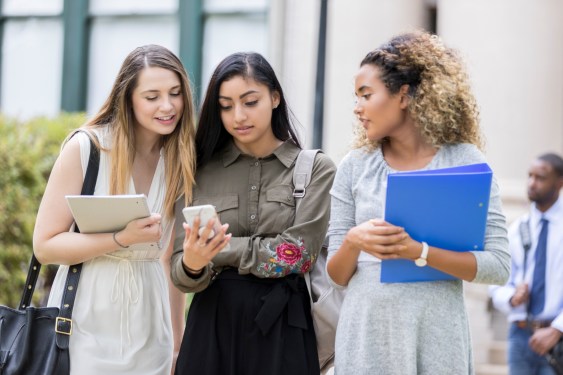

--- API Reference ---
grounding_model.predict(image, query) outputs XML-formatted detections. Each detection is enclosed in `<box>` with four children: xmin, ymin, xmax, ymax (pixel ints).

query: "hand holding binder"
<box><xmin>381</xmin><ymin>163</ymin><xmax>493</xmax><ymax>283</ymax></box>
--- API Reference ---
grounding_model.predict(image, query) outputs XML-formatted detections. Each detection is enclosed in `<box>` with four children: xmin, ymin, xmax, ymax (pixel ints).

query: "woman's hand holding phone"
<box><xmin>181</xmin><ymin>205</ymin><xmax>231</xmax><ymax>273</ymax></box>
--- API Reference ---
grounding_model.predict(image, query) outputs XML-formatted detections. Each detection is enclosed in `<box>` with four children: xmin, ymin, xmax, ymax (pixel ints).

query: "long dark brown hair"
<box><xmin>196</xmin><ymin>52</ymin><xmax>301</xmax><ymax>167</ymax></box>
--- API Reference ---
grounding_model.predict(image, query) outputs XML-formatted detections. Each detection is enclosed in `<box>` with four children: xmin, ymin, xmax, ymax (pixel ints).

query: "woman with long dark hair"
<box><xmin>171</xmin><ymin>52</ymin><xmax>336</xmax><ymax>375</ymax></box>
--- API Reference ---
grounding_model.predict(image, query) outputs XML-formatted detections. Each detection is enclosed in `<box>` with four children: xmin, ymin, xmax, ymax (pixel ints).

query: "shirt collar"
<box><xmin>531</xmin><ymin>196</ymin><xmax>563</xmax><ymax>225</ymax></box>
<box><xmin>221</xmin><ymin>140</ymin><xmax>241</xmax><ymax>167</ymax></box>
<box><xmin>221</xmin><ymin>139</ymin><xmax>301</xmax><ymax>168</ymax></box>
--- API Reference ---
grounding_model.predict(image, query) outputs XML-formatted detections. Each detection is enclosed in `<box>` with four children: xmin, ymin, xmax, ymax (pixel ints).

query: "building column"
<box><xmin>179</xmin><ymin>0</ymin><xmax>203</xmax><ymax>104</ymax></box>
<box><xmin>61</xmin><ymin>0</ymin><xmax>89</xmax><ymax>112</ymax></box>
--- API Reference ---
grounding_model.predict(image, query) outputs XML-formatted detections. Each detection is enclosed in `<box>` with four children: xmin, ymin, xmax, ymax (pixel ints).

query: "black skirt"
<box><xmin>175</xmin><ymin>269</ymin><xmax>320</xmax><ymax>375</ymax></box>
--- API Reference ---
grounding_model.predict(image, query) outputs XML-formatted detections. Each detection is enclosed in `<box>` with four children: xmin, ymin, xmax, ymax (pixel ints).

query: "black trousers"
<box><xmin>175</xmin><ymin>269</ymin><xmax>320</xmax><ymax>375</ymax></box>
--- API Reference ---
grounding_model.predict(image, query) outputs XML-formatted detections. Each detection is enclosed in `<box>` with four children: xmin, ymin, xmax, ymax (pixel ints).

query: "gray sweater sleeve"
<box><xmin>437</xmin><ymin>144</ymin><xmax>510</xmax><ymax>285</ymax></box>
<box><xmin>327</xmin><ymin>152</ymin><xmax>357</xmax><ymax>260</ymax></box>
<box><xmin>470</xmin><ymin>174</ymin><xmax>510</xmax><ymax>285</ymax></box>
<box><xmin>326</xmin><ymin>152</ymin><xmax>360</xmax><ymax>288</ymax></box>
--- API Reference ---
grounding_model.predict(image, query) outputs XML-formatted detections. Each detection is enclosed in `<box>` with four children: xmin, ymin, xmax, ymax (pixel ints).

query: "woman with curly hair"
<box><xmin>326</xmin><ymin>31</ymin><xmax>510</xmax><ymax>374</ymax></box>
<box><xmin>170</xmin><ymin>52</ymin><xmax>336</xmax><ymax>374</ymax></box>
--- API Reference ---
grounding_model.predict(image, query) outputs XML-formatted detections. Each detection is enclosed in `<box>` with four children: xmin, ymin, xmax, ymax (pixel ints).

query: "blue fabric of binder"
<box><xmin>381</xmin><ymin>163</ymin><xmax>492</xmax><ymax>283</ymax></box>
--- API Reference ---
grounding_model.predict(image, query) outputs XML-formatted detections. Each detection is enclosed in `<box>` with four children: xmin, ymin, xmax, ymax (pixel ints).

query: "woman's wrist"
<box><xmin>406</xmin><ymin>240</ymin><xmax>423</xmax><ymax>260</ymax></box>
<box><xmin>182</xmin><ymin>260</ymin><xmax>204</xmax><ymax>278</ymax></box>
<box><xmin>342</xmin><ymin>233</ymin><xmax>361</xmax><ymax>257</ymax></box>
<box><xmin>112</xmin><ymin>230</ymin><xmax>130</xmax><ymax>248</ymax></box>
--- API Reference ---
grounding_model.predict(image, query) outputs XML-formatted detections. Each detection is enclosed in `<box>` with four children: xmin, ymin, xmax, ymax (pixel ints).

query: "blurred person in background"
<box><xmin>491</xmin><ymin>153</ymin><xmax>563</xmax><ymax>375</ymax></box>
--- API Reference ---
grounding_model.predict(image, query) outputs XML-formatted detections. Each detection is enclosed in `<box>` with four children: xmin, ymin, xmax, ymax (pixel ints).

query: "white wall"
<box><xmin>276</xmin><ymin>0</ymin><xmax>320</xmax><ymax>147</ymax></box>
<box><xmin>439</xmin><ymin>0</ymin><xmax>563</xmax><ymax>222</ymax></box>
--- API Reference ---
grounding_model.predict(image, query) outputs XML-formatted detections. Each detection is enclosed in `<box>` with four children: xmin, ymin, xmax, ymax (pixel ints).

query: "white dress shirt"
<box><xmin>490</xmin><ymin>197</ymin><xmax>563</xmax><ymax>332</ymax></box>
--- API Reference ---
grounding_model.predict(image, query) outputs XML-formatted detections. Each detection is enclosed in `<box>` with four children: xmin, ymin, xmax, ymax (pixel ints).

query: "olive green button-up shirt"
<box><xmin>171</xmin><ymin>140</ymin><xmax>336</xmax><ymax>293</ymax></box>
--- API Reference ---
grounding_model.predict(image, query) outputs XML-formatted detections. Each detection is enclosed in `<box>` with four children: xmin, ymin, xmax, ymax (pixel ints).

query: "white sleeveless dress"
<box><xmin>48</xmin><ymin>129</ymin><xmax>175</xmax><ymax>375</ymax></box>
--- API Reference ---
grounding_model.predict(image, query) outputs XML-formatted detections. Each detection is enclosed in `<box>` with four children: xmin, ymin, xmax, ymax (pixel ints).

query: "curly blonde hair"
<box><xmin>352</xmin><ymin>30</ymin><xmax>484</xmax><ymax>151</ymax></box>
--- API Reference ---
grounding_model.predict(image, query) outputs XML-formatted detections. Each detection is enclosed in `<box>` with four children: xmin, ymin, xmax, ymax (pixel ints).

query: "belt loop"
<box><xmin>515</xmin><ymin>319</ymin><xmax>552</xmax><ymax>331</ymax></box>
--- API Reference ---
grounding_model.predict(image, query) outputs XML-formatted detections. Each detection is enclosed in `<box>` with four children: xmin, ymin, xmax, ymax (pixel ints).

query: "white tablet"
<box><xmin>65</xmin><ymin>194</ymin><xmax>150</xmax><ymax>234</ymax></box>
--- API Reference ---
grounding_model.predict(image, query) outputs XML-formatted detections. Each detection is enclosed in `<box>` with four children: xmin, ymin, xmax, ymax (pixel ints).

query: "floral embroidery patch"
<box><xmin>257</xmin><ymin>238</ymin><xmax>316</xmax><ymax>277</ymax></box>
<box><xmin>276</xmin><ymin>243</ymin><xmax>302</xmax><ymax>265</ymax></box>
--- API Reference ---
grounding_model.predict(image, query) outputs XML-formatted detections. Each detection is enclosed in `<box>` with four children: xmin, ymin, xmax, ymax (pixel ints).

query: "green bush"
<box><xmin>0</xmin><ymin>113</ymin><xmax>86</xmax><ymax>307</ymax></box>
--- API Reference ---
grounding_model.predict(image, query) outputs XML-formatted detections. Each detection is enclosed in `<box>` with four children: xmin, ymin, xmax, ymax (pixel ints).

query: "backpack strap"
<box><xmin>293</xmin><ymin>149</ymin><xmax>322</xmax><ymax>303</ymax></box>
<box><xmin>518</xmin><ymin>218</ymin><xmax>533</xmax><ymax>320</ymax></box>
<box><xmin>518</xmin><ymin>219</ymin><xmax>531</xmax><ymax>276</ymax></box>
<box><xmin>293</xmin><ymin>149</ymin><xmax>322</xmax><ymax>202</ymax></box>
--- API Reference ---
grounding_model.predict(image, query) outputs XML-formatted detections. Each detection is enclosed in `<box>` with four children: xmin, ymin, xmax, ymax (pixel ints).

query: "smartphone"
<box><xmin>182</xmin><ymin>204</ymin><xmax>222</xmax><ymax>239</ymax></box>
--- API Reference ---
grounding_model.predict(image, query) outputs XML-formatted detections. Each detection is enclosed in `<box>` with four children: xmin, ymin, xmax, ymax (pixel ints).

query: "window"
<box><xmin>200</xmin><ymin>0</ymin><xmax>269</xmax><ymax>99</ymax></box>
<box><xmin>1</xmin><ymin>0</ymin><xmax>63</xmax><ymax>118</ymax></box>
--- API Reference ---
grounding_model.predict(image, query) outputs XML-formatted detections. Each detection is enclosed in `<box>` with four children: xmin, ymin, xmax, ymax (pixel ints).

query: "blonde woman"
<box><xmin>326</xmin><ymin>31</ymin><xmax>510</xmax><ymax>374</ymax></box>
<box><xmin>33</xmin><ymin>45</ymin><xmax>196</xmax><ymax>374</ymax></box>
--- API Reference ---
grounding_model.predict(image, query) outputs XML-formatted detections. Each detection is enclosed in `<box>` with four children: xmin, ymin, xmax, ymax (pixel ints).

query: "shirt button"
<box><xmin>250</xmin><ymin>214</ymin><xmax>256</xmax><ymax>220</ymax></box>
<box><xmin>254</xmin><ymin>162</ymin><xmax>259</xmax><ymax>166</ymax></box>
<box><xmin>251</xmin><ymin>186</ymin><xmax>257</xmax><ymax>190</ymax></box>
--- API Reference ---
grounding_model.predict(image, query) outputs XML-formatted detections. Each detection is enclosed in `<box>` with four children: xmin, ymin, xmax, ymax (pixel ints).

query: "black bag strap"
<box><xmin>19</xmin><ymin>133</ymin><xmax>99</xmax><ymax>341</ymax></box>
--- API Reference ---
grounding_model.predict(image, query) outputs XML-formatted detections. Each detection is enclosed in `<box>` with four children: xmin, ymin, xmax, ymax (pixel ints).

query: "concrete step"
<box><xmin>488</xmin><ymin>340</ymin><xmax>507</xmax><ymax>365</ymax></box>
<box><xmin>475</xmin><ymin>363</ymin><xmax>508</xmax><ymax>375</ymax></box>
<box><xmin>489</xmin><ymin>305</ymin><xmax>509</xmax><ymax>341</ymax></box>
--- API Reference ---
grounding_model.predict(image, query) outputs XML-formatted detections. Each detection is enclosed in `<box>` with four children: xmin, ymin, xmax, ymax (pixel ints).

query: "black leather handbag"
<box><xmin>547</xmin><ymin>338</ymin><xmax>563</xmax><ymax>375</ymax></box>
<box><xmin>0</xmin><ymin>136</ymin><xmax>99</xmax><ymax>375</ymax></box>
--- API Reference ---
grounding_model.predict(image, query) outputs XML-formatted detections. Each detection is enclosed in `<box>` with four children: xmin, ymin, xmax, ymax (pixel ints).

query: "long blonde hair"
<box><xmin>73</xmin><ymin>45</ymin><xmax>196</xmax><ymax>218</ymax></box>
<box><xmin>353</xmin><ymin>30</ymin><xmax>483</xmax><ymax>151</ymax></box>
